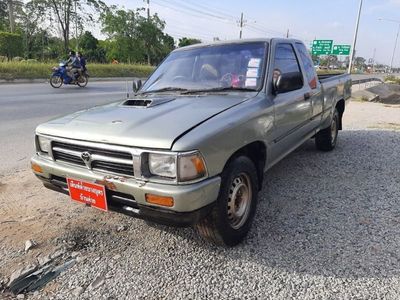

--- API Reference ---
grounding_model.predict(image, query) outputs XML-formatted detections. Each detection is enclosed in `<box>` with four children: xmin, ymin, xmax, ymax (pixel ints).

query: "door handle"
<box><xmin>304</xmin><ymin>92</ymin><xmax>311</xmax><ymax>100</ymax></box>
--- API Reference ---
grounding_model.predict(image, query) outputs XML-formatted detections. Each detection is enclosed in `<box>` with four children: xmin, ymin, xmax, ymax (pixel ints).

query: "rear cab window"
<box><xmin>295</xmin><ymin>42</ymin><xmax>318</xmax><ymax>89</ymax></box>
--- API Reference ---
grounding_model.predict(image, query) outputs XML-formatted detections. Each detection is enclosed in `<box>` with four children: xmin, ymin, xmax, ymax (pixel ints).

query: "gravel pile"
<box><xmin>7</xmin><ymin>128</ymin><xmax>397</xmax><ymax>300</ymax></box>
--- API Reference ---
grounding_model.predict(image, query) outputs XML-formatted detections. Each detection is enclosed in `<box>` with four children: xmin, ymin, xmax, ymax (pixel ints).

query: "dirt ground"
<box><xmin>0</xmin><ymin>100</ymin><xmax>400</xmax><ymax>298</ymax></box>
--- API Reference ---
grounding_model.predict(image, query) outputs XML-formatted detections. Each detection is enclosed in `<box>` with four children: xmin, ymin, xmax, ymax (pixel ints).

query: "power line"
<box><xmin>166</xmin><ymin>23</ymin><xmax>228</xmax><ymax>40</ymax></box>
<box><xmin>166</xmin><ymin>0</ymin><xmax>238</xmax><ymax>21</ymax></box>
<box><xmin>151</xmin><ymin>0</ymin><xmax>312</xmax><ymax>42</ymax></box>
<box><xmin>155</xmin><ymin>0</ymin><xmax>233</xmax><ymax>22</ymax></box>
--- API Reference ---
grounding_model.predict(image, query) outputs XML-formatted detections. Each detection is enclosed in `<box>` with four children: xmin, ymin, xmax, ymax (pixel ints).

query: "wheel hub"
<box><xmin>227</xmin><ymin>173</ymin><xmax>252</xmax><ymax>229</ymax></box>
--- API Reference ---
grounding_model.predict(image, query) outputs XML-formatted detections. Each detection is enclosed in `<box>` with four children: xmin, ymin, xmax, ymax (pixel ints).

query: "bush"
<box><xmin>12</xmin><ymin>56</ymin><xmax>23</xmax><ymax>62</ymax></box>
<box><xmin>384</xmin><ymin>75</ymin><xmax>400</xmax><ymax>84</ymax></box>
<box><xmin>0</xmin><ymin>55</ymin><xmax>6</xmax><ymax>62</ymax></box>
<box><xmin>0</xmin><ymin>62</ymin><xmax>155</xmax><ymax>80</ymax></box>
<box><xmin>0</xmin><ymin>32</ymin><xmax>23</xmax><ymax>59</ymax></box>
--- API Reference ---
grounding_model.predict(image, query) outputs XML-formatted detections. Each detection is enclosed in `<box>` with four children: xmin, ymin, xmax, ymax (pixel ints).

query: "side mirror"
<box><xmin>132</xmin><ymin>79</ymin><xmax>142</xmax><ymax>93</ymax></box>
<box><xmin>273</xmin><ymin>71</ymin><xmax>303</xmax><ymax>94</ymax></box>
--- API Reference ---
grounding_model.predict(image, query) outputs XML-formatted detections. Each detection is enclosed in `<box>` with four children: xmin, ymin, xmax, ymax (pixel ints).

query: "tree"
<box><xmin>0</xmin><ymin>0</ymin><xmax>23</xmax><ymax>32</ymax></box>
<box><xmin>100</xmin><ymin>7</ymin><xmax>145</xmax><ymax>63</ymax></box>
<box><xmin>19</xmin><ymin>1</ymin><xmax>46</xmax><ymax>58</ymax></box>
<box><xmin>37</xmin><ymin>0</ymin><xmax>106</xmax><ymax>52</ymax></box>
<box><xmin>0</xmin><ymin>31</ymin><xmax>23</xmax><ymax>58</ymax></box>
<box><xmin>136</xmin><ymin>12</ymin><xmax>172</xmax><ymax>64</ymax></box>
<box><xmin>0</xmin><ymin>1</ymin><xmax>8</xmax><ymax>30</ymax></box>
<box><xmin>100</xmin><ymin>6</ymin><xmax>174</xmax><ymax>64</ymax></box>
<box><xmin>78</xmin><ymin>31</ymin><xmax>106</xmax><ymax>62</ymax></box>
<box><xmin>354</xmin><ymin>56</ymin><xmax>366</xmax><ymax>69</ymax></box>
<box><xmin>178</xmin><ymin>37</ymin><xmax>201</xmax><ymax>47</ymax></box>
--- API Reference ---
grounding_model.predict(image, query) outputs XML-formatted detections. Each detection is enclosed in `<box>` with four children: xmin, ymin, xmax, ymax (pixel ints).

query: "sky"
<box><xmin>93</xmin><ymin>0</ymin><xmax>400</xmax><ymax>66</ymax></box>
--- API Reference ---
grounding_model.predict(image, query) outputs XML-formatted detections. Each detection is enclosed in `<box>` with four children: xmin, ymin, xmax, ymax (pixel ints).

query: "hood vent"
<box><xmin>123</xmin><ymin>99</ymin><xmax>152</xmax><ymax>107</ymax></box>
<box><xmin>122</xmin><ymin>97</ymin><xmax>175</xmax><ymax>108</ymax></box>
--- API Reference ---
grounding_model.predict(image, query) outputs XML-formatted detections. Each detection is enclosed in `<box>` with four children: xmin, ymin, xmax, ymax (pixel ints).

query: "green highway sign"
<box><xmin>312</xmin><ymin>40</ymin><xmax>333</xmax><ymax>55</ymax></box>
<box><xmin>332</xmin><ymin>45</ymin><xmax>351</xmax><ymax>55</ymax></box>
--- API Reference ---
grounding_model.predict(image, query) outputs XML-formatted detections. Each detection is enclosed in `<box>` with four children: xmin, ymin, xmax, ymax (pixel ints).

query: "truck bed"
<box><xmin>318</xmin><ymin>73</ymin><xmax>348</xmax><ymax>82</ymax></box>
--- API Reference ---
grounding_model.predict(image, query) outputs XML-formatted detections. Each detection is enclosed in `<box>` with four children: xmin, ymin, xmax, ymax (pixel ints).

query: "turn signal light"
<box><xmin>145</xmin><ymin>194</ymin><xmax>174</xmax><ymax>207</ymax></box>
<box><xmin>31</xmin><ymin>162</ymin><xmax>43</xmax><ymax>173</ymax></box>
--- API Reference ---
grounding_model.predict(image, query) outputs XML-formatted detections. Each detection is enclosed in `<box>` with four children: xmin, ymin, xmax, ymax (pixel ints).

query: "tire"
<box><xmin>196</xmin><ymin>156</ymin><xmax>259</xmax><ymax>246</ymax></box>
<box><xmin>77</xmin><ymin>75</ymin><xmax>88</xmax><ymax>88</ymax></box>
<box><xmin>315</xmin><ymin>108</ymin><xmax>339</xmax><ymax>151</ymax></box>
<box><xmin>50</xmin><ymin>75</ymin><xmax>62</xmax><ymax>88</ymax></box>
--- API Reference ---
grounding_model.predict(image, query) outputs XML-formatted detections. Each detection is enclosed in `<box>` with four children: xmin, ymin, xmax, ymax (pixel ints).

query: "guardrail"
<box><xmin>352</xmin><ymin>78</ymin><xmax>383</xmax><ymax>85</ymax></box>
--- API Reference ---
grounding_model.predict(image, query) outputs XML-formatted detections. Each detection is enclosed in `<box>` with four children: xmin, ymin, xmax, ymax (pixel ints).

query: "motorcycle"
<box><xmin>49</xmin><ymin>62</ymin><xmax>89</xmax><ymax>88</ymax></box>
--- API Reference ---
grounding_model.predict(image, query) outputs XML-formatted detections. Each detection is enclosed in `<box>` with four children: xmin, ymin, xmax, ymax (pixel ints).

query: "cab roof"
<box><xmin>173</xmin><ymin>38</ymin><xmax>304</xmax><ymax>52</ymax></box>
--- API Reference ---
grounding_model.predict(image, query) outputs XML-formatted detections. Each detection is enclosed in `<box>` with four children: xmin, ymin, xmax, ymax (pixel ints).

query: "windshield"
<box><xmin>141</xmin><ymin>42</ymin><xmax>268</xmax><ymax>93</ymax></box>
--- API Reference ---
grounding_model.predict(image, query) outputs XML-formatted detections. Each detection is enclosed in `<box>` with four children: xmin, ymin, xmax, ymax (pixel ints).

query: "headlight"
<box><xmin>149</xmin><ymin>153</ymin><xmax>177</xmax><ymax>178</ymax></box>
<box><xmin>38</xmin><ymin>136</ymin><xmax>51</xmax><ymax>153</ymax></box>
<box><xmin>148</xmin><ymin>151</ymin><xmax>207</xmax><ymax>182</ymax></box>
<box><xmin>178</xmin><ymin>152</ymin><xmax>207</xmax><ymax>182</ymax></box>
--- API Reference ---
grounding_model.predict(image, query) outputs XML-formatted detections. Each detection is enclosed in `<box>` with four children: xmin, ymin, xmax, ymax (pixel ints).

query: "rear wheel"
<box><xmin>77</xmin><ymin>75</ymin><xmax>88</xmax><ymax>88</ymax></box>
<box><xmin>315</xmin><ymin>108</ymin><xmax>339</xmax><ymax>151</ymax></box>
<box><xmin>196</xmin><ymin>156</ymin><xmax>259</xmax><ymax>246</ymax></box>
<box><xmin>49</xmin><ymin>75</ymin><xmax>62</xmax><ymax>88</ymax></box>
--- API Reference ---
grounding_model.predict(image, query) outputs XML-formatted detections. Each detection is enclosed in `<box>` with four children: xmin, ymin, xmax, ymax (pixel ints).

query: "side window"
<box><xmin>295</xmin><ymin>42</ymin><xmax>317</xmax><ymax>89</ymax></box>
<box><xmin>273</xmin><ymin>43</ymin><xmax>303</xmax><ymax>92</ymax></box>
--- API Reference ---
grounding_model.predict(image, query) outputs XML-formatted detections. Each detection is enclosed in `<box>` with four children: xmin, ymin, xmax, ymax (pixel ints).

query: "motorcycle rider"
<box><xmin>77</xmin><ymin>52</ymin><xmax>87</xmax><ymax>75</ymax></box>
<box><xmin>66</xmin><ymin>50</ymin><xmax>81</xmax><ymax>81</ymax></box>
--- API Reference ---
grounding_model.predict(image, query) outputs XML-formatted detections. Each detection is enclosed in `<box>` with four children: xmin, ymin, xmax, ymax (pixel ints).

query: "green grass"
<box><xmin>0</xmin><ymin>62</ymin><xmax>155</xmax><ymax>80</ymax></box>
<box><xmin>384</xmin><ymin>75</ymin><xmax>400</xmax><ymax>84</ymax></box>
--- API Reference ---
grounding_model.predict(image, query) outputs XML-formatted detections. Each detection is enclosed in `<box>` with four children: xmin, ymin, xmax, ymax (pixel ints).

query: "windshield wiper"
<box><xmin>139</xmin><ymin>87</ymin><xmax>189</xmax><ymax>94</ymax></box>
<box><xmin>181</xmin><ymin>87</ymin><xmax>257</xmax><ymax>94</ymax></box>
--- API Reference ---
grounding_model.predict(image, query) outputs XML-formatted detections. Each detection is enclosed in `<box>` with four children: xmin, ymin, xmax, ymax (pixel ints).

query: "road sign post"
<box><xmin>312</xmin><ymin>40</ymin><xmax>333</xmax><ymax>55</ymax></box>
<box><xmin>332</xmin><ymin>45</ymin><xmax>351</xmax><ymax>55</ymax></box>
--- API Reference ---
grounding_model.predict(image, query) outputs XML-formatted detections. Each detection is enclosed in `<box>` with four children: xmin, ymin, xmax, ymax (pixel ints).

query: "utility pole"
<box><xmin>348</xmin><ymin>0</ymin><xmax>363</xmax><ymax>74</ymax></box>
<box><xmin>144</xmin><ymin>0</ymin><xmax>150</xmax><ymax>65</ymax></box>
<box><xmin>378</xmin><ymin>18</ymin><xmax>400</xmax><ymax>73</ymax></box>
<box><xmin>391</xmin><ymin>23</ymin><xmax>400</xmax><ymax>73</ymax></box>
<box><xmin>7</xmin><ymin>0</ymin><xmax>15</xmax><ymax>32</ymax></box>
<box><xmin>286</xmin><ymin>29</ymin><xmax>289</xmax><ymax>38</ymax></box>
<box><xmin>238</xmin><ymin>13</ymin><xmax>247</xmax><ymax>39</ymax></box>
<box><xmin>372</xmin><ymin>48</ymin><xmax>376</xmax><ymax>73</ymax></box>
<box><xmin>75</xmin><ymin>0</ymin><xmax>79</xmax><ymax>51</ymax></box>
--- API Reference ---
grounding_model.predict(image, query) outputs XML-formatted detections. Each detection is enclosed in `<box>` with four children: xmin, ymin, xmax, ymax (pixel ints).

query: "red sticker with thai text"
<box><xmin>67</xmin><ymin>178</ymin><xmax>108</xmax><ymax>212</ymax></box>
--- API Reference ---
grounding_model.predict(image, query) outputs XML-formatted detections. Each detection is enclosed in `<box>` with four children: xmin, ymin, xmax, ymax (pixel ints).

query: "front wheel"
<box><xmin>77</xmin><ymin>75</ymin><xmax>88</xmax><ymax>88</ymax></box>
<box><xmin>196</xmin><ymin>156</ymin><xmax>259</xmax><ymax>246</ymax></box>
<box><xmin>315</xmin><ymin>108</ymin><xmax>339</xmax><ymax>151</ymax></box>
<box><xmin>49</xmin><ymin>75</ymin><xmax>62</xmax><ymax>88</ymax></box>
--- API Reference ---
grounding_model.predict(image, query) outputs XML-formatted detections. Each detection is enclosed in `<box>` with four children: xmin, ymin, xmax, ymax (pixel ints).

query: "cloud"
<box><xmin>327</xmin><ymin>22</ymin><xmax>342</xmax><ymax>29</ymax></box>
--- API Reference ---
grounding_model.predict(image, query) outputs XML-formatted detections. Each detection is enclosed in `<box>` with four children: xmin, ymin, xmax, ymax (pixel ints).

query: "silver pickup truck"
<box><xmin>31</xmin><ymin>39</ymin><xmax>351</xmax><ymax>246</ymax></box>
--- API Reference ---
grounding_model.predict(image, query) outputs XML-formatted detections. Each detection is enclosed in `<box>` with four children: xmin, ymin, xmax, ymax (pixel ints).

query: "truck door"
<box><xmin>269</xmin><ymin>42</ymin><xmax>313</xmax><ymax>161</ymax></box>
<box><xmin>294</xmin><ymin>42</ymin><xmax>324</xmax><ymax>130</ymax></box>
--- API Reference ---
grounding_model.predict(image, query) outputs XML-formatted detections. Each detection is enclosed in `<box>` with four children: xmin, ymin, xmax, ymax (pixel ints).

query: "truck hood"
<box><xmin>36</xmin><ymin>93</ymin><xmax>255</xmax><ymax>149</ymax></box>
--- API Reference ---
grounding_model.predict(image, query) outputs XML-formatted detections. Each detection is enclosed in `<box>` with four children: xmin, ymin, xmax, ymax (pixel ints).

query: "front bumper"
<box><xmin>31</xmin><ymin>155</ymin><xmax>221</xmax><ymax>226</ymax></box>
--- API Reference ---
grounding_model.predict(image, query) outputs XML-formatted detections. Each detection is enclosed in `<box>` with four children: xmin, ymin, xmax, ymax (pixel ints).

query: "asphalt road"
<box><xmin>0</xmin><ymin>81</ymin><xmax>130</xmax><ymax>175</ymax></box>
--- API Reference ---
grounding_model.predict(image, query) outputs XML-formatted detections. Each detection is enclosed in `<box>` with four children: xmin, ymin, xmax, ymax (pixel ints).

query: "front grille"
<box><xmin>53</xmin><ymin>141</ymin><xmax>132</xmax><ymax>160</ymax></box>
<box><xmin>52</xmin><ymin>140</ymin><xmax>134</xmax><ymax>177</ymax></box>
<box><xmin>53</xmin><ymin>151</ymin><xmax>85</xmax><ymax>166</ymax></box>
<box><xmin>92</xmin><ymin>161</ymin><xmax>134</xmax><ymax>176</ymax></box>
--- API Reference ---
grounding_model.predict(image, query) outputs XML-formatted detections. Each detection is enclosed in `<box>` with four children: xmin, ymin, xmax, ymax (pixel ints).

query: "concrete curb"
<box><xmin>0</xmin><ymin>77</ymin><xmax>145</xmax><ymax>84</ymax></box>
